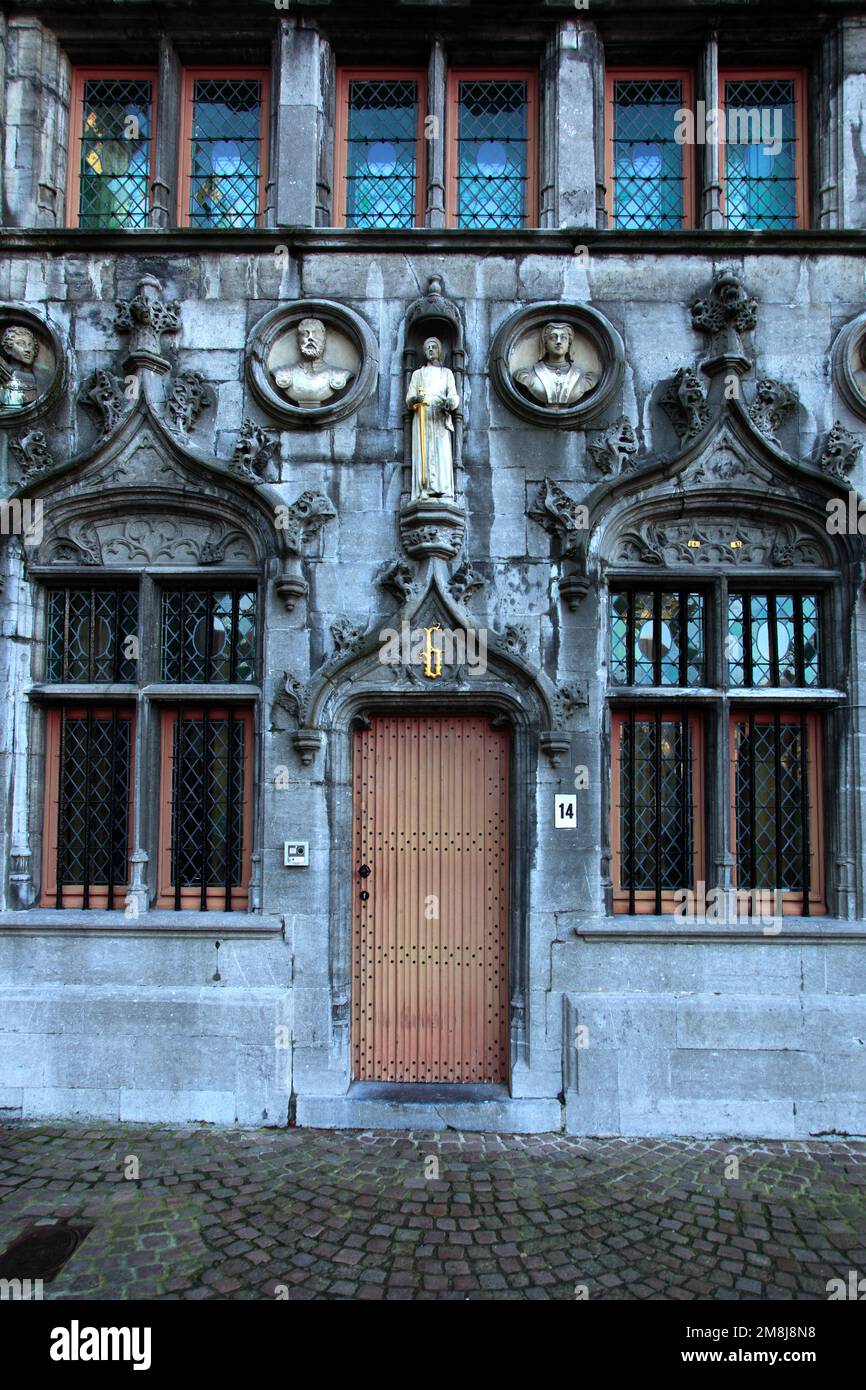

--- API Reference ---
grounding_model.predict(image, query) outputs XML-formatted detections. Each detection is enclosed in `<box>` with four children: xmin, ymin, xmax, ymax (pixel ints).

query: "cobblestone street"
<box><xmin>1</xmin><ymin>1124</ymin><xmax>865</xmax><ymax>1300</ymax></box>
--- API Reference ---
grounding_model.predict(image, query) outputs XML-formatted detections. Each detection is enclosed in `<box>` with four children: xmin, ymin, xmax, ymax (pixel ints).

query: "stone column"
<box><xmin>544</xmin><ymin>19</ymin><xmax>603</xmax><ymax>229</ymax></box>
<box><xmin>814</xmin><ymin>26</ymin><xmax>841</xmax><ymax>228</ymax></box>
<box><xmin>699</xmin><ymin>31</ymin><xmax>723</xmax><ymax>229</ymax></box>
<box><xmin>2</xmin><ymin>17</ymin><xmax>70</xmax><ymax>227</ymax></box>
<box><xmin>838</xmin><ymin>17</ymin><xmax>866</xmax><ymax>229</ymax></box>
<box><xmin>150</xmin><ymin>34</ymin><xmax>181</xmax><ymax>229</ymax></box>
<box><xmin>273</xmin><ymin>18</ymin><xmax>331</xmax><ymax>227</ymax></box>
<box><xmin>424</xmin><ymin>38</ymin><xmax>447</xmax><ymax>228</ymax></box>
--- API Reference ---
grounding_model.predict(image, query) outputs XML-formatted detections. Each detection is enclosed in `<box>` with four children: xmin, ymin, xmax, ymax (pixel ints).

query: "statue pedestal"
<box><xmin>400</xmin><ymin>498</ymin><xmax>465</xmax><ymax>559</ymax></box>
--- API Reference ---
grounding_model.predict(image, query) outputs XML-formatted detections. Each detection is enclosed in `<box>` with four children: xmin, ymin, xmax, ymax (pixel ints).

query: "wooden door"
<box><xmin>352</xmin><ymin>714</ymin><xmax>509</xmax><ymax>1083</ymax></box>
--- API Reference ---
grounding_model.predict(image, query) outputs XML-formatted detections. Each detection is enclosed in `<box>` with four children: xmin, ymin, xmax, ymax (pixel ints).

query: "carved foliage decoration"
<box><xmin>449</xmin><ymin>559</ymin><xmax>485</xmax><ymax>603</ymax></box>
<box><xmin>277</xmin><ymin>490</ymin><xmax>337</xmax><ymax>554</ymax></box>
<box><xmin>79</xmin><ymin>368</ymin><xmax>131</xmax><ymax>437</ymax></box>
<box><xmin>528</xmin><ymin>478</ymin><xmax>586</xmax><ymax>553</ymax></box>
<box><xmin>660</xmin><ymin>367</ymin><xmax>710</xmax><ymax>441</ymax></box>
<box><xmin>612</xmin><ymin>518</ymin><xmax>826</xmax><ymax>569</ymax></box>
<box><xmin>230</xmin><ymin>419</ymin><xmax>279</xmax><ymax>480</ymax></box>
<box><xmin>690</xmin><ymin>268</ymin><xmax>757</xmax><ymax>369</ymax></box>
<box><xmin>166</xmin><ymin>369</ymin><xmax>213</xmax><ymax>436</ymax></box>
<box><xmin>587</xmin><ymin>416</ymin><xmax>639</xmax><ymax>476</ymax></box>
<box><xmin>378</xmin><ymin>560</ymin><xmax>417</xmax><ymax>603</ymax></box>
<box><xmin>818</xmin><ymin>421</ymin><xmax>862</xmax><ymax>483</ymax></box>
<box><xmin>10</xmin><ymin>428</ymin><xmax>55</xmax><ymax>483</ymax></box>
<box><xmin>115</xmin><ymin>275</ymin><xmax>180</xmax><ymax>373</ymax></box>
<box><xmin>748</xmin><ymin>378</ymin><xmax>797</xmax><ymax>444</ymax></box>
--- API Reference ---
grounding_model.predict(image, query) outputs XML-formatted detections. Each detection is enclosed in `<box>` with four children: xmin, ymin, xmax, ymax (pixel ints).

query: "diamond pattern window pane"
<box><xmin>188</xmin><ymin>78</ymin><xmax>263</xmax><ymax>227</ymax></box>
<box><xmin>612</xmin><ymin>79</ymin><xmax>686</xmax><ymax>229</ymax></box>
<box><xmin>56</xmin><ymin>710</ymin><xmax>132</xmax><ymax>900</ymax></box>
<box><xmin>46</xmin><ymin>588</ymin><xmax>138</xmax><ymax>683</ymax></box>
<box><xmin>610</xmin><ymin>588</ymin><xmax>705</xmax><ymax>687</ymax></box>
<box><xmin>734</xmin><ymin>717</ymin><xmax>807</xmax><ymax>891</ymax></box>
<box><xmin>456</xmin><ymin>79</ymin><xmax>529</xmax><ymax>229</ymax></box>
<box><xmin>345</xmin><ymin>79</ymin><xmax>419</xmax><ymax>228</ymax></box>
<box><xmin>620</xmin><ymin>715</ymin><xmax>694</xmax><ymax>892</ymax></box>
<box><xmin>78</xmin><ymin>77</ymin><xmax>153</xmax><ymax>228</ymax></box>
<box><xmin>727</xmin><ymin>591</ymin><xmax>820</xmax><ymax>688</ymax></box>
<box><xmin>723</xmin><ymin>79</ymin><xmax>799</xmax><ymax>230</ymax></box>
<box><xmin>171</xmin><ymin>714</ymin><xmax>245</xmax><ymax>890</ymax></box>
<box><xmin>161</xmin><ymin>589</ymin><xmax>256</xmax><ymax>684</ymax></box>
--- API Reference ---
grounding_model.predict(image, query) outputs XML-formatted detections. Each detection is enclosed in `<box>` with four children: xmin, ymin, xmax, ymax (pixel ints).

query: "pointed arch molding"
<box><xmin>273</xmin><ymin>559</ymin><xmax>573</xmax><ymax>766</ymax></box>
<box><xmin>15</xmin><ymin>377</ymin><xmax>291</xmax><ymax>572</ymax></box>
<box><xmin>556</xmin><ymin>401</ymin><xmax>865</xmax><ymax>600</ymax></box>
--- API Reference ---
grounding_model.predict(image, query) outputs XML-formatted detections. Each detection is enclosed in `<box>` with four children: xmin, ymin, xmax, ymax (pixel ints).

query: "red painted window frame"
<box><xmin>604</xmin><ymin>67</ymin><xmax>695</xmax><ymax>230</ymax></box>
<box><xmin>177</xmin><ymin>67</ymin><xmax>270</xmax><ymax>229</ymax></box>
<box><xmin>717</xmin><ymin>67</ymin><xmax>809</xmax><ymax>230</ymax></box>
<box><xmin>333</xmin><ymin>67</ymin><xmax>427</xmax><ymax>228</ymax></box>
<box><xmin>66</xmin><ymin>66</ymin><xmax>158</xmax><ymax>229</ymax></box>
<box><xmin>445</xmin><ymin>66</ymin><xmax>539</xmax><ymax>229</ymax></box>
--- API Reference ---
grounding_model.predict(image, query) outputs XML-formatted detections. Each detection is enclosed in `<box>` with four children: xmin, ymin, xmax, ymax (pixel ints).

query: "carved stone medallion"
<box><xmin>0</xmin><ymin>304</ymin><xmax>65</xmax><ymax>426</ymax></box>
<box><xmin>247</xmin><ymin>300</ymin><xmax>378</xmax><ymax>428</ymax></box>
<box><xmin>489</xmin><ymin>302</ymin><xmax>624</xmax><ymax>428</ymax></box>
<box><xmin>831</xmin><ymin>312</ymin><xmax>866</xmax><ymax>421</ymax></box>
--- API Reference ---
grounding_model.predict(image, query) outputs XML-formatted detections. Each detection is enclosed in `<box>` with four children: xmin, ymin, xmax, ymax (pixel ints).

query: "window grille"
<box><xmin>75</xmin><ymin>75</ymin><xmax>154</xmax><ymax>229</ymax></box>
<box><xmin>615</xmin><ymin>710</ymin><xmax>699</xmax><ymax>913</ymax></box>
<box><xmin>731</xmin><ymin>711</ymin><xmax>818</xmax><ymax>912</ymax></box>
<box><xmin>46</xmin><ymin>588</ymin><xmax>139</xmax><ymax>683</ymax></box>
<box><xmin>48</xmin><ymin>707</ymin><xmax>134</xmax><ymax>909</ymax></box>
<box><xmin>161</xmin><ymin>589</ymin><xmax>256</xmax><ymax>684</ymax></box>
<box><xmin>186</xmin><ymin>76</ymin><xmax>265</xmax><ymax>227</ymax></box>
<box><xmin>722</xmin><ymin>77</ymin><xmax>801</xmax><ymax>230</ymax></box>
<box><xmin>610</xmin><ymin>588</ymin><xmax>705</xmax><ymax>687</ymax></box>
<box><xmin>453</xmin><ymin>77</ymin><xmax>532</xmax><ymax>229</ymax></box>
<box><xmin>343</xmin><ymin>77</ymin><xmax>421</xmax><ymax>228</ymax></box>
<box><xmin>727</xmin><ymin>592</ymin><xmax>819</xmax><ymax>688</ymax></box>
<box><xmin>610</xmin><ymin>77</ymin><xmax>689</xmax><ymax>229</ymax></box>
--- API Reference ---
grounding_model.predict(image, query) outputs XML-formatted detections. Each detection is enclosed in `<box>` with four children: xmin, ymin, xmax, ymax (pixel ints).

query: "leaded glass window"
<box><xmin>161</xmin><ymin>589</ymin><xmax>256</xmax><ymax>684</ymax></box>
<box><xmin>727</xmin><ymin>592</ymin><xmax>820</xmax><ymax>688</ymax></box>
<box><xmin>43</xmin><ymin>707</ymin><xmax>134</xmax><ymax>909</ymax></box>
<box><xmin>186</xmin><ymin>75</ymin><xmax>265</xmax><ymax>228</ymax></box>
<box><xmin>610</xmin><ymin>76</ymin><xmax>689</xmax><ymax>229</ymax></box>
<box><xmin>614</xmin><ymin>710</ymin><xmax>701</xmax><ymax>913</ymax></box>
<box><xmin>610</xmin><ymin>588</ymin><xmax>705</xmax><ymax>687</ymax></box>
<box><xmin>46</xmin><ymin>587</ymin><xmax>139</xmax><ymax>683</ymax></box>
<box><xmin>160</xmin><ymin>708</ymin><xmax>251</xmax><ymax>911</ymax></box>
<box><xmin>452</xmin><ymin>75</ymin><xmax>534</xmax><ymax>229</ymax></box>
<box><xmin>722</xmin><ymin>76</ymin><xmax>801</xmax><ymax>230</ymax></box>
<box><xmin>75</xmin><ymin>74</ymin><xmax>154</xmax><ymax>229</ymax></box>
<box><xmin>342</xmin><ymin>76</ymin><xmax>421</xmax><ymax>228</ymax></box>
<box><xmin>731</xmin><ymin>711</ymin><xmax>820</xmax><ymax>912</ymax></box>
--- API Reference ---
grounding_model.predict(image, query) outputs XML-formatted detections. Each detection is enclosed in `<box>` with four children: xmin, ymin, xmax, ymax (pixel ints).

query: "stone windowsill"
<box><xmin>0</xmin><ymin>910</ymin><xmax>284</xmax><ymax>937</ymax></box>
<box><xmin>569</xmin><ymin>915</ymin><xmax>866</xmax><ymax>942</ymax></box>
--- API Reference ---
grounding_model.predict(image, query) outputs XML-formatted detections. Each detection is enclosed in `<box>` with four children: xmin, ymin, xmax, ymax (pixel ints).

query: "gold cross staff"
<box><xmin>412</xmin><ymin>386</ymin><xmax>428</xmax><ymax>492</ymax></box>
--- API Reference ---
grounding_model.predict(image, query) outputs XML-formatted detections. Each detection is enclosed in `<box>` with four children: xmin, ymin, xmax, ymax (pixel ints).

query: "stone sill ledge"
<box><xmin>0</xmin><ymin>910</ymin><xmax>284</xmax><ymax>938</ymax></box>
<box><xmin>570</xmin><ymin>917</ymin><xmax>866</xmax><ymax>943</ymax></box>
<box><xmin>2</xmin><ymin>227</ymin><xmax>866</xmax><ymax>256</ymax></box>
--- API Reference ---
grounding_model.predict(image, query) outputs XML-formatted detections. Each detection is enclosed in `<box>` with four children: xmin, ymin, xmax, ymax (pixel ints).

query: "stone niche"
<box><xmin>246</xmin><ymin>298</ymin><xmax>378</xmax><ymax>428</ymax></box>
<box><xmin>489</xmin><ymin>301</ymin><xmax>624</xmax><ymax>429</ymax></box>
<box><xmin>0</xmin><ymin>304</ymin><xmax>66</xmax><ymax>427</ymax></box>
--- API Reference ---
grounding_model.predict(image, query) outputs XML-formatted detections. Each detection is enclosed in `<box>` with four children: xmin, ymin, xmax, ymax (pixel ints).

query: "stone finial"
<box><xmin>115</xmin><ymin>275</ymin><xmax>181</xmax><ymax>375</ymax></box>
<box><xmin>588</xmin><ymin>417</ymin><xmax>639</xmax><ymax>476</ymax></box>
<box><xmin>691</xmin><ymin>268</ymin><xmax>757</xmax><ymax>375</ymax></box>
<box><xmin>661</xmin><ymin>367</ymin><xmax>710</xmax><ymax>442</ymax></box>
<box><xmin>818</xmin><ymin>421</ymin><xmax>862</xmax><ymax>483</ymax></box>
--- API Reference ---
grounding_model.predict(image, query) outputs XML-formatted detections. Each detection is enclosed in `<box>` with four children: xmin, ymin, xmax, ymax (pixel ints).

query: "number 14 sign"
<box><xmin>554</xmin><ymin>794</ymin><xmax>577</xmax><ymax>828</ymax></box>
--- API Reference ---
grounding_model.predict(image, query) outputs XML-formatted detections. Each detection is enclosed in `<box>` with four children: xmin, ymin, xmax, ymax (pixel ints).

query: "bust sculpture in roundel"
<box><xmin>514</xmin><ymin>321</ymin><xmax>599</xmax><ymax>408</ymax></box>
<box><xmin>272</xmin><ymin>317</ymin><xmax>354</xmax><ymax>408</ymax></box>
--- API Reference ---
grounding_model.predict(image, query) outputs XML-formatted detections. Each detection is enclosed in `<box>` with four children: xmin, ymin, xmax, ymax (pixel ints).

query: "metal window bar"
<box><xmin>200</xmin><ymin>710</ymin><xmax>211</xmax><ymax>911</ymax></box>
<box><xmin>173</xmin><ymin>706</ymin><xmax>184</xmax><ymax>912</ymax></box>
<box><xmin>743</xmin><ymin>596</ymin><xmax>754</xmax><ymax>687</ymax></box>
<box><xmin>772</xmin><ymin>708</ymin><xmax>783</xmax><ymax>901</ymax></box>
<box><xmin>653</xmin><ymin>708</ymin><xmax>663</xmax><ymax>914</ymax></box>
<box><xmin>55</xmin><ymin>708</ymin><xmax>68</xmax><ymax>910</ymax></box>
<box><xmin>793</xmin><ymin>591</ymin><xmax>805</xmax><ymax>686</ymax></box>
<box><xmin>626</xmin><ymin>593</ymin><xmax>635</xmax><ymax>687</ymax></box>
<box><xmin>768</xmin><ymin>593</ymin><xmax>779</xmax><ymax>686</ymax></box>
<box><xmin>627</xmin><ymin>709</ymin><xmax>636</xmax><ymax>914</ymax></box>
<box><xmin>800</xmin><ymin>712</ymin><xmax>811</xmax><ymax>916</ymax></box>
<box><xmin>224</xmin><ymin>707</ymin><xmax>236</xmax><ymax>912</ymax></box>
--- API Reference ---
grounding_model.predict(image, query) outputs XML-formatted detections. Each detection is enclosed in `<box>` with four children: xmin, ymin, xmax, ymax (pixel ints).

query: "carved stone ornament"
<box><xmin>831</xmin><ymin>312</ymin><xmax>866</xmax><ymax>421</ymax></box>
<box><xmin>270</xmin><ymin>671</ymin><xmax>309</xmax><ymax>730</ymax></box>
<box><xmin>10</xmin><ymin>428</ymin><xmax>55</xmax><ymax>483</ymax></box>
<box><xmin>818</xmin><ymin>421</ymin><xmax>862</xmax><ymax>482</ymax></box>
<box><xmin>400</xmin><ymin>498</ymin><xmax>465</xmax><ymax>560</ymax></box>
<box><xmin>528</xmin><ymin>478</ymin><xmax>587</xmax><ymax>555</ymax></box>
<box><xmin>489</xmin><ymin>301</ymin><xmax>625</xmax><ymax>428</ymax></box>
<box><xmin>115</xmin><ymin>275</ymin><xmax>180</xmax><ymax>375</ymax></box>
<box><xmin>0</xmin><ymin>304</ymin><xmax>65</xmax><ymax>427</ymax></box>
<box><xmin>79</xmin><ymin>368</ymin><xmax>131</xmax><ymax>437</ymax></box>
<box><xmin>498</xmin><ymin>623</ymin><xmax>528</xmax><ymax>658</ymax></box>
<box><xmin>612</xmin><ymin>518</ymin><xmax>827</xmax><ymax>569</ymax></box>
<box><xmin>47</xmin><ymin>521</ymin><xmax>103</xmax><ymax>566</ymax></box>
<box><xmin>230</xmin><ymin>419</ymin><xmax>279</xmax><ymax>481</ymax></box>
<box><xmin>661</xmin><ymin>367</ymin><xmax>710</xmax><ymax>441</ymax></box>
<box><xmin>166</xmin><ymin>369</ymin><xmax>213</xmax><ymax>436</ymax></box>
<box><xmin>690</xmin><ymin>268</ymin><xmax>757</xmax><ymax>374</ymax></box>
<box><xmin>330</xmin><ymin>615</ymin><xmax>367</xmax><ymax>657</ymax></box>
<box><xmin>449</xmin><ymin>559</ymin><xmax>485</xmax><ymax>603</ymax></box>
<box><xmin>276</xmin><ymin>489</ymin><xmax>337</xmax><ymax>554</ymax></box>
<box><xmin>378</xmin><ymin>560</ymin><xmax>417</xmax><ymax>603</ymax></box>
<box><xmin>748</xmin><ymin>378</ymin><xmax>796</xmax><ymax>445</ymax></box>
<box><xmin>552</xmin><ymin>681</ymin><xmax>589</xmax><ymax>724</ymax></box>
<box><xmin>247</xmin><ymin>299</ymin><xmax>378</xmax><ymax>428</ymax></box>
<box><xmin>588</xmin><ymin>416</ymin><xmax>639</xmax><ymax>475</ymax></box>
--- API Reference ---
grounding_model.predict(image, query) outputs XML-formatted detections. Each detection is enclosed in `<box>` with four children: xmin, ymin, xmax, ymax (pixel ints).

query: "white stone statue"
<box><xmin>0</xmin><ymin>325</ymin><xmax>40</xmax><ymax>413</ymax></box>
<box><xmin>272</xmin><ymin>317</ymin><xmax>353</xmax><ymax>408</ymax></box>
<box><xmin>406</xmin><ymin>336</ymin><xmax>460</xmax><ymax>500</ymax></box>
<box><xmin>514</xmin><ymin>321</ymin><xmax>599</xmax><ymax>408</ymax></box>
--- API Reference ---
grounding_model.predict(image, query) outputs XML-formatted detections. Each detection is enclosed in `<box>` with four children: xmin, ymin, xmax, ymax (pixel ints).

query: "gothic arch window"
<box><xmin>32</xmin><ymin>506</ymin><xmax>264</xmax><ymax>914</ymax></box>
<box><xmin>602</xmin><ymin>512</ymin><xmax>845</xmax><ymax>918</ymax></box>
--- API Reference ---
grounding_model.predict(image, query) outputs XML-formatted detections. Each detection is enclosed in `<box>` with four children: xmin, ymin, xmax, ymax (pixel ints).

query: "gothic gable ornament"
<box><xmin>690</xmin><ymin>268</ymin><xmax>757</xmax><ymax>376</ymax></box>
<box><xmin>0</xmin><ymin>304</ymin><xmax>66</xmax><ymax>426</ymax></box>
<box><xmin>247</xmin><ymin>300</ymin><xmax>378</xmax><ymax>428</ymax></box>
<box><xmin>489</xmin><ymin>301</ymin><xmax>624</xmax><ymax>428</ymax></box>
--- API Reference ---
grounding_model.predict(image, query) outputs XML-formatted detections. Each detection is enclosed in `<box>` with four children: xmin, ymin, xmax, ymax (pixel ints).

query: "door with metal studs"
<box><xmin>352</xmin><ymin>714</ymin><xmax>509</xmax><ymax>1083</ymax></box>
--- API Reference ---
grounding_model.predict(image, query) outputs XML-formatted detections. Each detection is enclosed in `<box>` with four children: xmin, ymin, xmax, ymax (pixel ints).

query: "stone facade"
<box><xmin>1</xmin><ymin>1</ymin><xmax>865</xmax><ymax>1136</ymax></box>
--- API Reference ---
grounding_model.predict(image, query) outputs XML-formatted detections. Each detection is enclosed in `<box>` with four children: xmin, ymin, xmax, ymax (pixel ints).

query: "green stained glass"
<box><xmin>610</xmin><ymin>591</ymin><xmax>630</xmax><ymax>684</ymax></box>
<box><xmin>727</xmin><ymin>592</ymin><xmax>820</xmax><ymax>687</ymax></box>
<box><xmin>612</xmin><ymin>78</ymin><xmax>687</xmax><ymax>230</ymax></box>
<box><xmin>188</xmin><ymin>78</ymin><xmax>263</xmax><ymax>228</ymax></box>
<box><xmin>610</xmin><ymin>589</ymin><xmax>705</xmax><ymax>687</ymax></box>
<box><xmin>723</xmin><ymin>78</ymin><xmax>798</xmax><ymax>230</ymax></box>
<box><xmin>345</xmin><ymin>79</ymin><xmax>419</xmax><ymax>228</ymax></box>
<box><xmin>456</xmin><ymin>79</ymin><xmax>529</xmax><ymax>229</ymax></box>
<box><xmin>78</xmin><ymin>77</ymin><xmax>153</xmax><ymax>229</ymax></box>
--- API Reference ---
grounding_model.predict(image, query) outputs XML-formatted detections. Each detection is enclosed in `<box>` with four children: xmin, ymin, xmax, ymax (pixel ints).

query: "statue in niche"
<box><xmin>0</xmin><ymin>325</ymin><xmax>42</xmax><ymax>413</ymax></box>
<box><xmin>406</xmin><ymin>336</ymin><xmax>460</xmax><ymax>501</ymax></box>
<box><xmin>514</xmin><ymin>321</ymin><xmax>599</xmax><ymax>408</ymax></box>
<box><xmin>271</xmin><ymin>318</ymin><xmax>353</xmax><ymax>408</ymax></box>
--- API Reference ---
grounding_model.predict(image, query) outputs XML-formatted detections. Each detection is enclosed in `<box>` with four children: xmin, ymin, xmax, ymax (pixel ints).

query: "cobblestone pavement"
<box><xmin>1</xmin><ymin>1124</ymin><xmax>865</xmax><ymax>1300</ymax></box>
